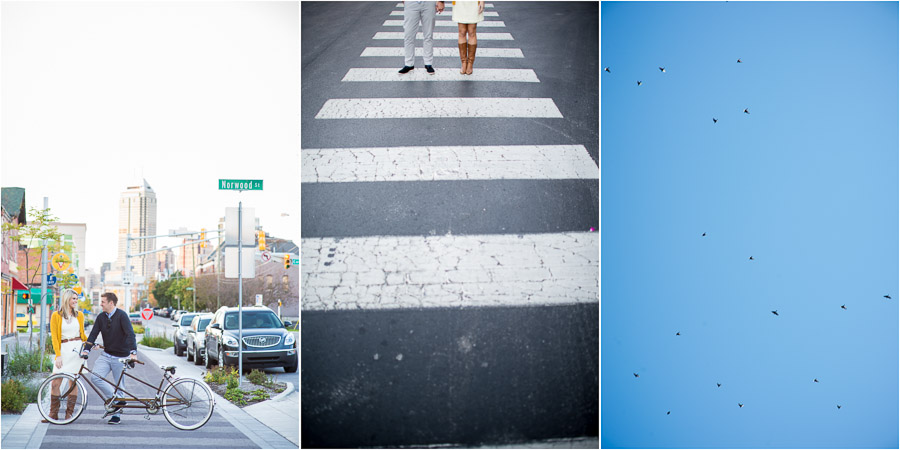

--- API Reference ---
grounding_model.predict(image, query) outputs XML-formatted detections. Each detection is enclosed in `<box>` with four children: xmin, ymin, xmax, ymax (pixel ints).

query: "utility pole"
<box><xmin>39</xmin><ymin>197</ymin><xmax>48</xmax><ymax>371</ymax></box>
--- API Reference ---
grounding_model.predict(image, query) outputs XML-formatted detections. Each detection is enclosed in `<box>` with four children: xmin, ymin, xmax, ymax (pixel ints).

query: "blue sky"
<box><xmin>601</xmin><ymin>2</ymin><xmax>898</xmax><ymax>448</ymax></box>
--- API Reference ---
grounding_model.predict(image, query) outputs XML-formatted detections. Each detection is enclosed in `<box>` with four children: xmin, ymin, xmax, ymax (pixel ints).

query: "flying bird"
<box><xmin>659</xmin><ymin>67</ymin><xmax>666</xmax><ymax>72</ymax></box>
<box><xmin>743</xmin><ymin>108</ymin><xmax>750</xmax><ymax>114</ymax></box>
<box><xmin>604</xmin><ymin>67</ymin><xmax>610</xmax><ymax>73</ymax></box>
<box><xmin>749</xmin><ymin>256</ymin><xmax>754</xmax><ymax>260</ymax></box>
<box><xmin>717</xmin><ymin>383</ymin><xmax>722</xmax><ymax>387</ymax></box>
<box><xmin>884</xmin><ymin>295</ymin><xmax>892</xmax><ymax>299</ymax></box>
<box><xmin>702</xmin><ymin>232</ymin><xmax>707</xmax><ymax>236</ymax></box>
<box><xmin>667</xmin><ymin>411</ymin><xmax>670</xmax><ymax>415</ymax></box>
<box><xmin>814</xmin><ymin>379</ymin><xmax>819</xmax><ymax>383</ymax></box>
<box><xmin>841</xmin><ymin>305</ymin><xmax>847</xmax><ymax>310</ymax></box>
<box><xmin>771</xmin><ymin>310</ymin><xmax>779</xmax><ymax>316</ymax></box>
<box><xmin>712</xmin><ymin>118</ymin><xmax>717</xmax><ymax>124</ymax></box>
<box><xmin>837</xmin><ymin>405</ymin><xmax>841</xmax><ymax>409</ymax></box>
<box><xmin>737</xmin><ymin>58</ymin><xmax>742</xmax><ymax>63</ymax></box>
<box><xmin>634</xmin><ymin>373</ymin><xmax>640</xmax><ymax>378</ymax></box>
<box><xmin>637</xmin><ymin>81</ymin><xmax>642</xmax><ymax>86</ymax></box>
<box><xmin>738</xmin><ymin>403</ymin><xmax>744</xmax><ymax>408</ymax></box>
<box><xmin>676</xmin><ymin>332</ymin><xmax>681</xmax><ymax>336</ymax></box>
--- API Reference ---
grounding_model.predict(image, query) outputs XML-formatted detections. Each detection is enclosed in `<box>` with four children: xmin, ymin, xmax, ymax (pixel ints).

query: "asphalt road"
<box><xmin>301</xmin><ymin>2</ymin><xmax>598</xmax><ymax>447</ymax></box>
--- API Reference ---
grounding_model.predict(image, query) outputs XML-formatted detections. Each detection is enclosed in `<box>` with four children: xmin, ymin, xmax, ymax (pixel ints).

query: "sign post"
<box><xmin>141</xmin><ymin>308</ymin><xmax>153</xmax><ymax>321</ymax></box>
<box><xmin>220</xmin><ymin>179</ymin><xmax>263</xmax><ymax>383</ymax></box>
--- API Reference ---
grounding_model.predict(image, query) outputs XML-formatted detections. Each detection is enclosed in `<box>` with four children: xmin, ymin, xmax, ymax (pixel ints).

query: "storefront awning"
<box><xmin>11</xmin><ymin>277</ymin><xmax>28</xmax><ymax>291</ymax></box>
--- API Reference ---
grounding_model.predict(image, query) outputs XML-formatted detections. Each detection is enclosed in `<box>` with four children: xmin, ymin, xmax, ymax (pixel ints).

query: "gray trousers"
<box><xmin>404</xmin><ymin>1</ymin><xmax>436</xmax><ymax>67</ymax></box>
<box><xmin>92</xmin><ymin>352</ymin><xmax>126</xmax><ymax>412</ymax></box>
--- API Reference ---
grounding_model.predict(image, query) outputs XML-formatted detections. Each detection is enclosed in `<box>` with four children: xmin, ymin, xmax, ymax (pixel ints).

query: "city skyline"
<box><xmin>0</xmin><ymin>1</ymin><xmax>299</xmax><ymax>272</ymax></box>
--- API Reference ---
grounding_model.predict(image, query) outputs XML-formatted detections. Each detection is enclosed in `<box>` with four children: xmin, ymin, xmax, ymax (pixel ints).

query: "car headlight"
<box><xmin>224</xmin><ymin>336</ymin><xmax>239</xmax><ymax>347</ymax></box>
<box><xmin>284</xmin><ymin>333</ymin><xmax>295</xmax><ymax>346</ymax></box>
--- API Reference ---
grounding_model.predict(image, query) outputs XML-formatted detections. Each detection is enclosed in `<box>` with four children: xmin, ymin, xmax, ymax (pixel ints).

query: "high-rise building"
<box><xmin>115</xmin><ymin>179</ymin><xmax>157</xmax><ymax>281</ymax></box>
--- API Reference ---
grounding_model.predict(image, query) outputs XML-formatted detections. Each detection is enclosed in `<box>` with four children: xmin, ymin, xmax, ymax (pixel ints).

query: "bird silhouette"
<box><xmin>676</xmin><ymin>332</ymin><xmax>681</xmax><ymax>336</ymax></box>
<box><xmin>659</xmin><ymin>67</ymin><xmax>666</xmax><ymax>72</ymax></box>
<box><xmin>884</xmin><ymin>295</ymin><xmax>892</xmax><ymax>299</ymax></box>
<box><xmin>634</xmin><ymin>373</ymin><xmax>640</xmax><ymax>378</ymax></box>
<box><xmin>637</xmin><ymin>81</ymin><xmax>642</xmax><ymax>86</ymax></box>
<box><xmin>837</xmin><ymin>405</ymin><xmax>842</xmax><ymax>409</ymax></box>
<box><xmin>749</xmin><ymin>256</ymin><xmax>754</xmax><ymax>260</ymax></box>
<box><xmin>772</xmin><ymin>310</ymin><xmax>779</xmax><ymax>316</ymax></box>
<box><xmin>717</xmin><ymin>383</ymin><xmax>722</xmax><ymax>387</ymax></box>
<box><xmin>702</xmin><ymin>232</ymin><xmax>707</xmax><ymax>236</ymax></box>
<box><xmin>712</xmin><ymin>118</ymin><xmax>717</xmax><ymax>124</ymax></box>
<box><xmin>667</xmin><ymin>411</ymin><xmax>671</xmax><ymax>415</ymax></box>
<box><xmin>738</xmin><ymin>403</ymin><xmax>744</xmax><ymax>408</ymax></box>
<box><xmin>814</xmin><ymin>379</ymin><xmax>819</xmax><ymax>383</ymax></box>
<box><xmin>604</xmin><ymin>67</ymin><xmax>610</xmax><ymax>73</ymax></box>
<box><xmin>743</xmin><ymin>108</ymin><xmax>750</xmax><ymax>114</ymax></box>
<box><xmin>737</xmin><ymin>58</ymin><xmax>742</xmax><ymax>63</ymax></box>
<box><xmin>841</xmin><ymin>305</ymin><xmax>847</xmax><ymax>310</ymax></box>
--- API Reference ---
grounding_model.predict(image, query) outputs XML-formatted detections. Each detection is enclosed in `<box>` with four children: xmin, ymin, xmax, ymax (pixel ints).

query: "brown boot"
<box><xmin>466</xmin><ymin>43</ymin><xmax>477</xmax><ymax>75</ymax></box>
<box><xmin>64</xmin><ymin>391</ymin><xmax>78</xmax><ymax>420</ymax></box>
<box><xmin>458</xmin><ymin>42</ymin><xmax>468</xmax><ymax>74</ymax></box>
<box><xmin>41</xmin><ymin>395</ymin><xmax>60</xmax><ymax>423</ymax></box>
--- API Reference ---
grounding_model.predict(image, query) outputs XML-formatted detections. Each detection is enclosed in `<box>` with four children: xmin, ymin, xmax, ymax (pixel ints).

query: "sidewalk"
<box><xmin>138</xmin><ymin>344</ymin><xmax>299</xmax><ymax>448</ymax></box>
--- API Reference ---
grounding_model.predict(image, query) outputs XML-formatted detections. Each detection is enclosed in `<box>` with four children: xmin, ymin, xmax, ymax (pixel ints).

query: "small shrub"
<box><xmin>132</xmin><ymin>325</ymin><xmax>145</xmax><ymax>334</ymax></box>
<box><xmin>6</xmin><ymin>343</ymin><xmax>52</xmax><ymax>377</ymax></box>
<box><xmin>224</xmin><ymin>387</ymin><xmax>247</xmax><ymax>406</ymax></box>
<box><xmin>246</xmin><ymin>369</ymin><xmax>273</xmax><ymax>387</ymax></box>
<box><xmin>139</xmin><ymin>330</ymin><xmax>172</xmax><ymax>349</ymax></box>
<box><xmin>1</xmin><ymin>379</ymin><xmax>27</xmax><ymax>414</ymax></box>
<box><xmin>226</xmin><ymin>374</ymin><xmax>240</xmax><ymax>390</ymax></box>
<box><xmin>204</xmin><ymin>366</ymin><xmax>239</xmax><ymax>387</ymax></box>
<box><xmin>249</xmin><ymin>389</ymin><xmax>270</xmax><ymax>402</ymax></box>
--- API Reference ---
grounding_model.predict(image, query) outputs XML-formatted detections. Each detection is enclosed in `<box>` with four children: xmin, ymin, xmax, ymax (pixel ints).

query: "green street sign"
<box><xmin>292</xmin><ymin>258</ymin><xmax>299</xmax><ymax>265</ymax></box>
<box><xmin>219</xmin><ymin>179</ymin><xmax>263</xmax><ymax>191</ymax></box>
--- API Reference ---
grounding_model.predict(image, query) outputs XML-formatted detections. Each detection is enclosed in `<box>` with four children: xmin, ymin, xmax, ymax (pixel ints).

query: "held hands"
<box><xmin>436</xmin><ymin>1</ymin><xmax>444</xmax><ymax>13</ymax></box>
<box><xmin>479</xmin><ymin>2</ymin><xmax>484</xmax><ymax>14</ymax></box>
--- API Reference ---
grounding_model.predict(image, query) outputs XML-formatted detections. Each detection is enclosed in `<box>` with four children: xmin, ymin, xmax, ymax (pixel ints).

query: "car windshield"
<box><xmin>180</xmin><ymin>314</ymin><xmax>197</xmax><ymax>326</ymax></box>
<box><xmin>198</xmin><ymin>318</ymin><xmax>211</xmax><ymax>330</ymax></box>
<box><xmin>223</xmin><ymin>311</ymin><xmax>282</xmax><ymax>330</ymax></box>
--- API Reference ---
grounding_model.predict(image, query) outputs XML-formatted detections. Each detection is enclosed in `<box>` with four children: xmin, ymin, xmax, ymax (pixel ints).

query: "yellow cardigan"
<box><xmin>51</xmin><ymin>311</ymin><xmax>88</xmax><ymax>358</ymax></box>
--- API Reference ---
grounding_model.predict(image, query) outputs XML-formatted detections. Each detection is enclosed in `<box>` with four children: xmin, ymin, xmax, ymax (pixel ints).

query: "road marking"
<box><xmin>374</xmin><ymin>31</ymin><xmax>512</xmax><ymax>40</ymax></box>
<box><xmin>361</xmin><ymin>47</ymin><xmax>524</xmax><ymax>58</ymax></box>
<box><xmin>341</xmin><ymin>68</ymin><xmax>539</xmax><ymax>82</ymax></box>
<box><xmin>302</xmin><ymin>145</ymin><xmax>597</xmax><ymax>183</ymax></box>
<box><xmin>314</xmin><ymin>98</ymin><xmax>563</xmax><ymax>119</ymax></box>
<box><xmin>301</xmin><ymin>232</ymin><xmax>598</xmax><ymax>311</ymax></box>
<box><xmin>396</xmin><ymin>2</ymin><xmax>495</xmax><ymax>6</ymax></box>
<box><xmin>391</xmin><ymin>10</ymin><xmax>500</xmax><ymax>17</ymax></box>
<box><xmin>382</xmin><ymin>20</ymin><xmax>506</xmax><ymax>27</ymax></box>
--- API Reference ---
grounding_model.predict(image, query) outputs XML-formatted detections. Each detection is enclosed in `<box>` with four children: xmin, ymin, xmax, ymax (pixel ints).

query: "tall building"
<box><xmin>115</xmin><ymin>179</ymin><xmax>157</xmax><ymax>280</ymax></box>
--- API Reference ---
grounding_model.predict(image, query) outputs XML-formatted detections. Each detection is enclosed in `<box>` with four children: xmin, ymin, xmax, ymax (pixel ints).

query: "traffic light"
<box><xmin>258</xmin><ymin>230</ymin><xmax>266</xmax><ymax>251</ymax></box>
<box><xmin>284</xmin><ymin>255</ymin><xmax>291</xmax><ymax>269</ymax></box>
<box><xmin>200</xmin><ymin>228</ymin><xmax>207</xmax><ymax>248</ymax></box>
<box><xmin>21</xmin><ymin>293</ymin><xmax>30</xmax><ymax>301</ymax></box>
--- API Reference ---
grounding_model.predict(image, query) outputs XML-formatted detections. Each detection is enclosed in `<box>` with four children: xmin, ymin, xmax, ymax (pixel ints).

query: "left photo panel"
<box><xmin>0</xmin><ymin>2</ymin><xmax>299</xmax><ymax>448</ymax></box>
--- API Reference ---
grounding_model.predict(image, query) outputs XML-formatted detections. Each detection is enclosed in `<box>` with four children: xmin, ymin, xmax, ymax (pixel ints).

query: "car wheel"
<box><xmin>284</xmin><ymin>359</ymin><xmax>298</xmax><ymax>373</ymax></box>
<box><xmin>219</xmin><ymin>347</ymin><xmax>227</xmax><ymax>369</ymax></box>
<box><xmin>176</xmin><ymin>342</ymin><xmax>183</xmax><ymax>357</ymax></box>
<box><xmin>193</xmin><ymin>345</ymin><xmax>203</xmax><ymax>366</ymax></box>
<box><xmin>173</xmin><ymin>342</ymin><xmax>178</xmax><ymax>355</ymax></box>
<box><xmin>186</xmin><ymin>344</ymin><xmax>194</xmax><ymax>362</ymax></box>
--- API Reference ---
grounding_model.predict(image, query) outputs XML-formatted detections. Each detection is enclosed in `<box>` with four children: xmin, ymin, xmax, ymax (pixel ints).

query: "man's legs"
<box><xmin>421</xmin><ymin>3</ymin><xmax>436</xmax><ymax>66</ymax></box>
<box><xmin>403</xmin><ymin>2</ymin><xmax>424</xmax><ymax>67</ymax></box>
<box><xmin>91</xmin><ymin>353</ymin><xmax>125</xmax><ymax>420</ymax></box>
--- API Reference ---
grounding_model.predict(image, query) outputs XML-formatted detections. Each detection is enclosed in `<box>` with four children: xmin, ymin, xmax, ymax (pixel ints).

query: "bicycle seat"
<box><xmin>160</xmin><ymin>365</ymin><xmax>176</xmax><ymax>375</ymax></box>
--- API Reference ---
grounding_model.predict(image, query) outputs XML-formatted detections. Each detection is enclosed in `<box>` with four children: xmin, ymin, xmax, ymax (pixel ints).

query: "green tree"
<box><xmin>1</xmin><ymin>207</ymin><xmax>70</xmax><ymax>286</ymax></box>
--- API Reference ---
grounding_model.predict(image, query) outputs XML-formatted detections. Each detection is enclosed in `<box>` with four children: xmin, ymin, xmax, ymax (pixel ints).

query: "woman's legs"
<box><xmin>43</xmin><ymin>377</ymin><xmax>62</xmax><ymax>421</ymax></box>
<box><xmin>466</xmin><ymin>24</ymin><xmax>478</xmax><ymax>74</ymax></box>
<box><xmin>458</xmin><ymin>24</ymin><xmax>468</xmax><ymax>74</ymax></box>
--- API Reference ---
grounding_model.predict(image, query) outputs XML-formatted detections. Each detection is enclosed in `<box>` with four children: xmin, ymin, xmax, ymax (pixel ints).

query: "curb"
<box><xmin>137</xmin><ymin>343</ymin><xmax>173</xmax><ymax>352</ymax></box>
<box><xmin>269</xmin><ymin>381</ymin><xmax>295</xmax><ymax>402</ymax></box>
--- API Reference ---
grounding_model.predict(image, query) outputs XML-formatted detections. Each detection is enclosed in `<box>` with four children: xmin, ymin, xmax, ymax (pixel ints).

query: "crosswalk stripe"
<box><xmin>383</xmin><ymin>19</ymin><xmax>506</xmax><ymax>27</ymax></box>
<box><xmin>301</xmin><ymin>232</ymin><xmax>598</xmax><ymax>310</ymax></box>
<box><xmin>314</xmin><ymin>97</ymin><xmax>563</xmax><ymax>119</ymax></box>
<box><xmin>341</xmin><ymin>68</ymin><xmax>539</xmax><ymax>82</ymax></box>
<box><xmin>374</xmin><ymin>31</ymin><xmax>512</xmax><ymax>40</ymax></box>
<box><xmin>301</xmin><ymin>145</ymin><xmax>597</xmax><ymax>183</ymax></box>
<box><xmin>395</xmin><ymin>2</ymin><xmax>495</xmax><ymax>6</ymax></box>
<box><xmin>391</xmin><ymin>10</ymin><xmax>499</xmax><ymax>16</ymax></box>
<box><xmin>361</xmin><ymin>46</ymin><xmax>524</xmax><ymax>58</ymax></box>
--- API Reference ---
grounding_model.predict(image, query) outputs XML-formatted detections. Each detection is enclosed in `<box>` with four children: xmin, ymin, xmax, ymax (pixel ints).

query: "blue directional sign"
<box><xmin>46</xmin><ymin>274</ymin><xmax>57</xmax><ymax>286</ymax></box>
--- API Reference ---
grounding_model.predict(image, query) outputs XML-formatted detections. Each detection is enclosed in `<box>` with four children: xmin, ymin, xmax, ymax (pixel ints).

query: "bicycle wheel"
<box><xmin>161</xmin><ymin>378</ymin><xmax>215</xmax><ymax>430</ymax></box>
<box><xmin>37</xmin><ymin>374</ymin><xmax>87</xmax><ymax>425</ymax></box>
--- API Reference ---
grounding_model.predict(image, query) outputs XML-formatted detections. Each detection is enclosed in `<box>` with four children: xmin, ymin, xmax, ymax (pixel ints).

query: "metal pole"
<box><xmin>191</xmin><ymin>239</ymin><xmax>197</xmax><ymax>312</ymax></box>
<box><xmin>125</xmin><ymin>233</ymin><xmax>131</xmax><ymax>313</ymax></box>
<box><xmin>39</xmin><ymin>197</ymin><xmax>48</xmax><ymax>371</ymax></box>
<box><xmin>238</xmin><ymin>200</ymin><xmax>243</xmax><ymax>382</ymax></box>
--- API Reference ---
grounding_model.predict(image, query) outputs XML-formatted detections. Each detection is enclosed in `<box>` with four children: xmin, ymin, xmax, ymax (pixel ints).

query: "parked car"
<box><xmin>128</xmin><ymin>312</ymin><xmax>143</xmax><ymax>326</ymax></box>
<box><xmin>205</xmin><ymin>306</ymin><xmax>297</xmax><ymax>373</ymax></box>
<box><xmin>15</xmin><ymin>313</ymin><xmax>38</xmax><ymax>328</ymax></box>
<box><xmin>172</xmin><ymin>313</ymin><xmax>199</xmax><ymax>357</ymax></box>
<box><xmin>186</xmin><ymin>313</ymin><xmax>215</xmax><ymax>365</ymax></box>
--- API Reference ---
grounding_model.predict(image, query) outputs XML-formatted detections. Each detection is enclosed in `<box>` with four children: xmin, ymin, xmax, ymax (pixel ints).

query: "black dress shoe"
<box><xmin>425</xmin><ymin>65</ymin><xmax>435</xmax><ymax>74</ymax></box>
<box><xmin>398</xmin><ymin>66</ymin><xmax>414</xmax><ymax>74</ymax></box>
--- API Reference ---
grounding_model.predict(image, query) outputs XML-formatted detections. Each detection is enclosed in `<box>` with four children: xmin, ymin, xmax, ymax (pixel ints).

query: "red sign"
<box><xmin>141</xmin><ymin>308</ymin><xmax>153</xmax><ymax>321</ymax></box>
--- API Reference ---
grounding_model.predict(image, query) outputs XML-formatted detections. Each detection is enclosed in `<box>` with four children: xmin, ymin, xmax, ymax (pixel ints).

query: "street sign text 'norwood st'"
<box><xmin>219</xmin><ymin>179</ymin><xmax>263</xmax><ymax>191</ymax></box>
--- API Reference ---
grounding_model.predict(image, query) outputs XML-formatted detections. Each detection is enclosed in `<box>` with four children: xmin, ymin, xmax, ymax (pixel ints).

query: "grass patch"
<box><xmin>249</xmin><ymin>389</ymin><xmax>270</xmax><ymax>402</ymax></box>
<box><xmin>139</xmin><ymin>330</ymin><xmax>172</xmax><ymax>349</ymax></box>
<box><xmin>5</xmin><ymin>342</ymin><xmax>53</xmax><ymax>378</ymax></box>
<box><xmin>205</xmin><ymin>366</ymin><xmax>239</xmax><ymax>386</ymax></box>
<box><xmin>224</xmin><ymin>387</ymin><xmax>247</xmax><ymax>406</ymax></box>
<box><xmin>132</xmin><ymin>324</ymin><xmax>145</xmax><ymax>334</ymax></box>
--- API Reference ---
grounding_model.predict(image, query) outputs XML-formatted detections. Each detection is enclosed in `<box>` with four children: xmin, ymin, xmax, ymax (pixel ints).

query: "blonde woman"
<box><xmin>42</xmin><ymin>289</ymin><xmax>87</xmax><ymax>422</ymax></box>
<box><xmin>453</xmin><ymin>1</ymin><xmax>485</xmax><ymax>74</ymax></box>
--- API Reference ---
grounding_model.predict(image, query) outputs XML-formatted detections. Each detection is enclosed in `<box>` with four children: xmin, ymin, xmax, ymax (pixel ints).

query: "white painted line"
<box><xmin>383</xmin><ymin>20</ymin><xmax>506</xmax><ymax>27</ymax></box>
<box><xmin>396</xmin><ymin>2</ymin><xmax>495</xmax><ymax>6</ymax></box>
<box><xmin>361</xmin><ymin>47</ymin><xmax>524</xmax><ymax>58</ymax></box>
<box><xmin>341</xmin><ymin>68</ymin><xmax>539</xmax><ymax>82</ymax></box>
<box><xmin>301</xmin><ymin>232</ymin><xmax>598</xmax><ymax>311</ymax></box>
<box><xmin>314</xmin><ymin>98</ymin><xmax>563</xmax><ymax>119</ymax></box>
<box><xmin>374</xmin><ymin>31</ymin><xmax>512</xmax><ymax>40</ymax></box>
<box><xmin>391</xmin><ymin>10</ymin><xmax>499</xmax><ymax>16</ymax></box>
<box><xmin>301</xmin><ymin>145</ymin><xmax>598</xmax><ymax>183</ymax></box>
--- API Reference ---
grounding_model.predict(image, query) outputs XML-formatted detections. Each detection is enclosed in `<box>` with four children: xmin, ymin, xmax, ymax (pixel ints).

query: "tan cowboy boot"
<box><xmin>466</xmin><ymin>43</ymin><xmax>477</xmax><ymax>75</ymax></box>
<box><xmin>458</xmin><ymin>42</ymin><xmax>468</xmax><ymax>74</ymax></box>
<box><xmin>41</xmin><ymin>395</ymin><xmax>60</xmax><ymax>423</ymax></box>
<box><xmin>64</xmin><ymin>391</ymin><xmax>78</xmax><ymax>419</ymax></box>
